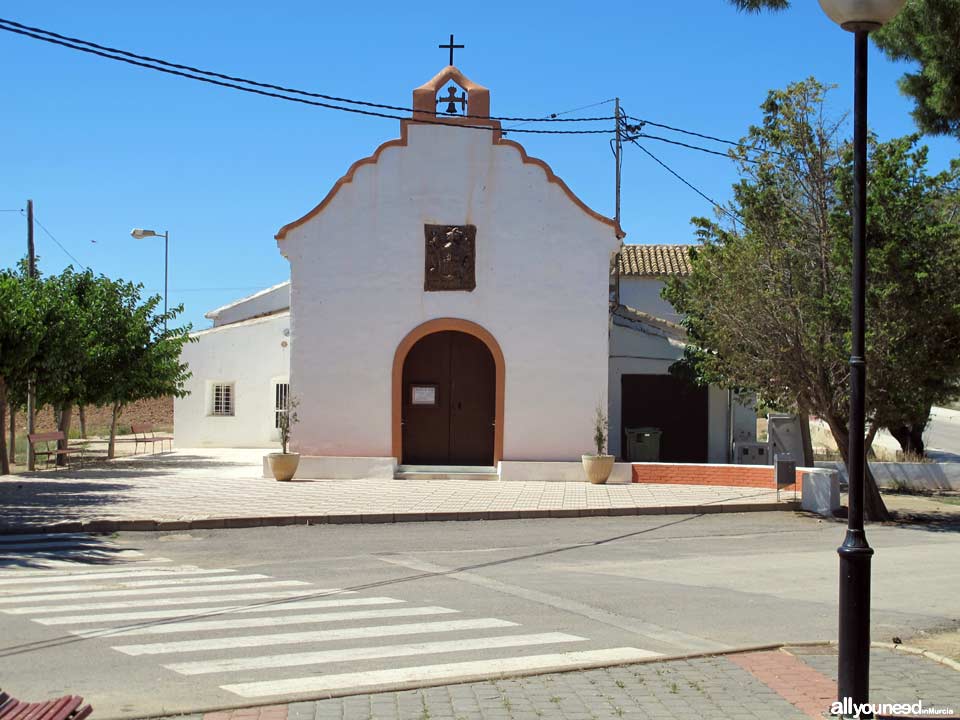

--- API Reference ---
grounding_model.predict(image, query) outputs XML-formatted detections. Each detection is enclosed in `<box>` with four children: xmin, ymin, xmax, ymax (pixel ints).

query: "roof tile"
<box><xmin>617</xmin><ymin>244</ymin><xmax>693</xmax><ymax>277</ymax></box>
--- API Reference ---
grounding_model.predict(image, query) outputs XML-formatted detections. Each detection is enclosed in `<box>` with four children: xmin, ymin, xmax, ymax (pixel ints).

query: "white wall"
<box><xmin>618</xmin><ymin>278</ymin><xmax>681</xmax><ymax>323</ymax></box>
<box><xmin>174</xmin><ymin>312</ymin><xmax>291</xmax><ymax>447</ymax></box>
<box><xmin>280</xmin><ymin>123</ymin><xmax>620</xmax><ymax>461</ymax></box>
<box><xmin>208</xmin><ymin>282</ymin><xmax>290</xmax><ymax>328</ymax></box>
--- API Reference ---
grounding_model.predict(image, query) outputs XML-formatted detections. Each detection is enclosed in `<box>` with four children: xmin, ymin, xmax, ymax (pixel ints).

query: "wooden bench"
<box><xmin>130</xmin><ymin>423</ymin><xmax>173</xmax><ymax>454</ymax></box>
<box><xmin>27</xmin><ymin>432</ymin><xmax>84</xmax><ymax>469</ymax></box>
<box><xmin>0</xmin><ymin>689</ymin><xmax>92</xmax><ymax>720</ymax></box>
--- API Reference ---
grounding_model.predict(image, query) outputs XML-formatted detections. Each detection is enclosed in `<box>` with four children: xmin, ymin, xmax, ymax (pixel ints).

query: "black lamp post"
<box><xmin>818</xmin><ymin>0</ymin><xmax>906</xmax><ymax>713</ymax></box>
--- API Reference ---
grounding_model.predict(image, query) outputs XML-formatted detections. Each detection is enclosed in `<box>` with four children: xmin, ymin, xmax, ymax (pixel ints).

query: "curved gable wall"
<box><xmin>280</xmin><ymin>122</ymin><xmax>621</xmax><ymax>461</ymax></box>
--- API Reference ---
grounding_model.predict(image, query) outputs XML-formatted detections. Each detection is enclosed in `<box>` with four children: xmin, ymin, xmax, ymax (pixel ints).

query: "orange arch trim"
<box><xmin>274</xmin><ymin>120</ymin><xmax>625</xmax><ymax>243</ymax></box>
<box><xmin>392</xmin><ymin>318</ymin><xmax>505</xmax><ymax>465</ymax></box>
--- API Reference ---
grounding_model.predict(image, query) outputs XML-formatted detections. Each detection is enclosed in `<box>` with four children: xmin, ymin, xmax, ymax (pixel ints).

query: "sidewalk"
<box><xmin>0</xmin><ymin>449</ymin><xmax>799</xmax><ymax>534</ymax></box>
<box><xmin>158</xmin><ymin>645</ymin><xmax>959</xmax><ymax>720</ymax></box>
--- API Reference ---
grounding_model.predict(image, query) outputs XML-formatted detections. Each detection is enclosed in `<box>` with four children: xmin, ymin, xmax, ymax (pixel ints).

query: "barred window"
<box><xmin>274</xmin><ymin>382</ymin><xmax>289</xmax><ymax>428</ymax></box>
<box><xmin>212</xmin><ymin>383</ymin><xmax>234</xmax><ymax>416</ymax></box>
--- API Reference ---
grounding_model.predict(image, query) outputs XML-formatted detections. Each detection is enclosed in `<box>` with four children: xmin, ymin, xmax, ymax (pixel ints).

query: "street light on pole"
<box><xmin>818</xmin><ymin>0</ymin><xmax>906</xmax><ymax>713</ymax></box>
<box><xmin>130</xmin><ymin>227</ymin><xmax>170</xmax><ymax>330</ymax></box>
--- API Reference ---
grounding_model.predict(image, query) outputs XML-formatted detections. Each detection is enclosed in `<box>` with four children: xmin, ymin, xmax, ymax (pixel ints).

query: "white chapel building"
<box><xmin>174</xmin><ymin>66</ymin><xmax>756</xmax><ymax>478</ymax></box>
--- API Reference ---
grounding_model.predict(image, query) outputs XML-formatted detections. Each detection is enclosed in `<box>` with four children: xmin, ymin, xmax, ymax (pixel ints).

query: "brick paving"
<box><xmin>0</xmin><ymin>449</ymin><xmax>797</xmax><ymax>533</ymax></box>
<box><xmin>155</xmin><ymin>646</ymin><xmax>958</xmax><ymax>720</ymax></box>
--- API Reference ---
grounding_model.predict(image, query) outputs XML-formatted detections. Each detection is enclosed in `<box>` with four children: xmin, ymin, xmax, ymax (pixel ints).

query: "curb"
<box><xmin>873</xmin><ymin>641</ymin><xmax>960</xmax><ymax>673</ymax></box>
<box><xmin>0</xmin><ymin>501</ymin><xmax>801</xmax><ymax>535</ymax></box>
<box><xmin>127</xmin><ymin>641</ymin><xmax>833</xmax><ymax>720</ymax></box>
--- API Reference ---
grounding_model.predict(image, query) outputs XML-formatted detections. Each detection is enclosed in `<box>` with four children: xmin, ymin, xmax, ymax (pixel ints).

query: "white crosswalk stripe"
<box><xmin>221</xmin><ymin>649</ymin><xmax>664</xmax><ymax>698</ymax></box>
<box><xmin>74</xmin><ymin>605</ymin><xmax>460</xmax><ymax>637</ymax></box>
<box><xmin>165</xmin><ymin>632</ymin><xmax>587</xmax><ymax>675</ymax></box>
<box><xmin>32</xmin><ymin>596</ymin><xmax>400</xmax><ymax>624</ymax></box>
<box><xmin>0</xmin><ymin>573</ymin><xmax>269</xmax><ymax>595</ymax></box>
<box><xmin>0</xmin><ymin>579</ymin><xmax>311</xmax><ymax>604</ymax></box>
<box><xmin>2</xmin><ymin>588</ymin><xmax>346</xmax><ymax>615</ymax></box>
<box><xmin>115</xmin><ymin>618</ymin><xmax>521</xmax><ymax>655</ymax></box>
<box><xmin>0</xmin><ymin>566</ymin><xmax>236</xmax><ymax>586</ymax></box>
<box><xmin>0</xmin><ymin>536</ymin><xmax>663</xmax><ymax>703</ymax></box>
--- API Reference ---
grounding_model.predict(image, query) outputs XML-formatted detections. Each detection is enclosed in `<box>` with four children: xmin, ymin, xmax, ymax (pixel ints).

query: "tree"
<box><xmin>728</xmin><ymin>0</ymin><xmax>960</xmax><ymax>139</ymax></box>
<box><xmin>665</xmin><ymin>79</ymin><xmax>960</xmax><ymax>521</ymax></box>
<box><xmin>834</xmin><ymin>140</ymin><xmax>960</xmax><ymax>455</ymax></box>
<box><xmin>87</xmin><ymin>280</ymin><xmax>193</xmax><ymax>458</ymax></box>
<box><xmin>0</xmin><ymin>267</ymin><xmax>43</xmax><ymax>474</ymax></box>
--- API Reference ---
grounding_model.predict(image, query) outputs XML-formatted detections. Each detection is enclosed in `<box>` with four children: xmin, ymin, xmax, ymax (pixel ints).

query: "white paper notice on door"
<box><xmin>411</xmin><ymin>385</ymin><xmax>437</xmax><ymax>406</ymax></box>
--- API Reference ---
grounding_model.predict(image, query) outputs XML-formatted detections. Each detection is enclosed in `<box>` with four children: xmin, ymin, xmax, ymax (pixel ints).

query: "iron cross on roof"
<box><xmin>438</xmin><ymin>34</ymin><xmax>464</xmax><ymax>66</ymax></box>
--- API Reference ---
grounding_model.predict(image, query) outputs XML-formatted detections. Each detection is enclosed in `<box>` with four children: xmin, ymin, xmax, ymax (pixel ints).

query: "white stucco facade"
<box><xmin>618</xmin><ymin>277</ymin><xmax>681</xmax><ymax>324</ymax></box>
<box><xmin>206</xmin><ymin>282</ymin><xmax>290</xmax><ymax>328</ymax></box>
<box><xmin>174</xmin><ymin>312</ymin><xmax>290</xmax><ymax>447</ymax></box>
<box><xmin>278</xmin><ymin>99</ymin><xmax>621</xmax><ymax>465</ymax></box>
<box><xmin>172</xmin><ymin>69</ymin><xmax>758</xmax><ymax>476</ymax></box>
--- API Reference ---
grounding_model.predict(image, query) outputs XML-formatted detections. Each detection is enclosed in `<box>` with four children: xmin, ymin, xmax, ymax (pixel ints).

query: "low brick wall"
<box><xmin>632</xmin><ymin>463</ymin><xmax>802</xmax><ymax>492</ymax></box>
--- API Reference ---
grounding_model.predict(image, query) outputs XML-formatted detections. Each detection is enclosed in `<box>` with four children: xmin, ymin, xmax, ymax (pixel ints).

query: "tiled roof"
<box><xmin>618</xmin><ymin>244</ymin><xmax>693</xmax><ymax>277</ymax></box>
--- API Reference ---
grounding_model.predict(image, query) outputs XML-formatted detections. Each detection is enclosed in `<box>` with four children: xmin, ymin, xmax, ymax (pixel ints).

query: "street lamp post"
<box><xmin>130</xmin><ymin>228</ymin><xmax>170</xmax><ymax>330</ymax></box>
<box><xmin>818</xmin><ymin>0</ymin><xmax>906</xmax><ymax>712</ymax></box>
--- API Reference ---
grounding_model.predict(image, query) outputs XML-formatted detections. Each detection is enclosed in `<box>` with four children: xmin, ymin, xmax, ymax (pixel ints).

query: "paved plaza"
<box><xmin>0</xmin><ymin>450</ymin><xmax>797</xmax><ymax>533</ymax></box>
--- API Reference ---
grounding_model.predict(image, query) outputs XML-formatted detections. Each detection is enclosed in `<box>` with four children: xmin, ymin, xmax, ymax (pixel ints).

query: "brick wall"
<box><xmin>9</xmin><ymin>396</ymin><xmax>173</xmax><ymax>435</ymax></box>
<box><xmin>632</xmin><ymin>463</ymin><xmax>803</xmax><ymax>492</ymax></box>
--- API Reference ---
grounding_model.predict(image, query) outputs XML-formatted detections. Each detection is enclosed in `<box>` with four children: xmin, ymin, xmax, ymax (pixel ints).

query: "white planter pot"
<box><xmin>267</xmin><ymin>452</ymin><xmax>300</xmax><ymax>481</ymax></box>
<box><xmin>581</xmin><ymin>454</ymin><xmax>615</xmax><ymax>484</ymax></box>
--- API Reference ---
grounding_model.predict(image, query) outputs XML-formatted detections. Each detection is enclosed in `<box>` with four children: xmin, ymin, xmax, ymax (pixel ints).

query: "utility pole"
<box><xmin>614</xmin><ymin>97</ymin><xmax>622</xmax><ymax>228</ymax></box>
<box><xmin>26</xmin><ymin>199</ymin><xmax>36</xmax><ymax>471</ymax></box>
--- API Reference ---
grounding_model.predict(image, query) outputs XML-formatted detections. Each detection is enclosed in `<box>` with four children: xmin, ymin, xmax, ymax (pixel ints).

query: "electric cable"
<box><xmin>0</xmin><ymin>18</ymin><xmax>615</xmax><ymax>126</ymax></box>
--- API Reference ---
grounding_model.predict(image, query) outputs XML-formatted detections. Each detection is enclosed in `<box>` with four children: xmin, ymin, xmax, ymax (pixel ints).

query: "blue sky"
<box><xmin>1</xmin><ymin>1</ymin><xmax>956</xmax><ymax>329</ymax></box>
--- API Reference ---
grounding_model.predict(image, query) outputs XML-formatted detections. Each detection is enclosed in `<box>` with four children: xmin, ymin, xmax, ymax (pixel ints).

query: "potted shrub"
<box><xmin>582</xmin><ymin>401</ymin><xmax>614</xmax><ymax>484</ymax></box>
<box><xmin>267</xmin><ymin>398</ymin><xmax>300</xmax><ymax>481</ymax></box>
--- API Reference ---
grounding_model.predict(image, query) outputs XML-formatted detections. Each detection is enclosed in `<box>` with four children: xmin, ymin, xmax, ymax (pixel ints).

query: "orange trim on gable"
<box><xmin>391</xmin><ymin>318</ymin><xmax>505</xmax><ymax>465</ymax></box>
<box><xmin>275</xmin><ymin>120</ymin><xmax>625</xmax><ymax>244</ymax></box>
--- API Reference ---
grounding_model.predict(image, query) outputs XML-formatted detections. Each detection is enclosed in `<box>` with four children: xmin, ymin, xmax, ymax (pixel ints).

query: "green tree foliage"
<box><xmin>665</xmin><ymin>78</ymin><xmax>960</xmax><ymax>521</ymax></box>
<box><xmin>728</xmin><ymin>0</ymin><xmax>960</xmax><ymax>139</ymax></box>
<box><xmin>1</xmin><ymin>265</ymin><xmax>194</xmax><ymax>468</ymax></box>
<box><xmin>0</xmin><ymin>267</ymin><xmax>43</xmax><ymax>474</ymax></box>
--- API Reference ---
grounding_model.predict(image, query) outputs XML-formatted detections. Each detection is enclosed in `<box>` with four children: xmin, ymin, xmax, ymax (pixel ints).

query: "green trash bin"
<box><xmin>624</xmin><ymin>427</ymin><xmax>662</xmax><ymax>462</ymax></box>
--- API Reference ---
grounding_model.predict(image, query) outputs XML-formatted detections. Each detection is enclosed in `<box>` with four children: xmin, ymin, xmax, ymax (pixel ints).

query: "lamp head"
<box><xmin>131</xmin><ymin>228</ymin><xmax>159</xmax><ymax>239</ymax></box>
<box><xmin>819</xmin><ymin>0</ymin><xmax>907</xmax><ymax>30</ymax></box>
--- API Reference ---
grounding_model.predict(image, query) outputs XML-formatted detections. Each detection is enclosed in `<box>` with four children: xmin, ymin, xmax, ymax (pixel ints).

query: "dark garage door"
<box><xmin>620</xmin><ymin>374</ymin><xmax>709</xmax><ymax>463</ymax></box>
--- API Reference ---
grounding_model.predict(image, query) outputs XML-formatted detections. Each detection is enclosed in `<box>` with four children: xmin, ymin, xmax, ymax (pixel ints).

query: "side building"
<box><xmin>173</xmin><ymin>281</ymin><xmax>291</xmax><ymax>447</ymax></box>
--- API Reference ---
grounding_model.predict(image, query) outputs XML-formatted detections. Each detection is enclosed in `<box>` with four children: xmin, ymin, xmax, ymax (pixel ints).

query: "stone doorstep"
<box><xmin>0</xmin><ymin>501</ymin><xmax>802</xmax><ymax>535</ymax></box>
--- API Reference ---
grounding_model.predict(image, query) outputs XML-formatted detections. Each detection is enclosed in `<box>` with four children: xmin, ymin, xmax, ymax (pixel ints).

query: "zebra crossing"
<box><xmin>0</xmin><ymin>533</ymin><xmax>661</xmax><ymax>703</ymax></box>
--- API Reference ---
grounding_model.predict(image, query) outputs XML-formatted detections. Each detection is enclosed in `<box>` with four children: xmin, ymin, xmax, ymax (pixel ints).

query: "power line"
<box><xmin>626</xmin><ymin>139</ymin><xmax>742</xmax><ymax>227</ymax></box>
<box><xmin>625</xmin><ymin>130</ymin><xmax>759</xmax><ymax>164</ymax></box>
<box><xmin>503</xmin><ymin>99</ymin><xmax>616</xmax><ymax>132</ymax></box>
<box><xmin>21</xmin><ymin>210</ymin><xmax>88</xmax><ymax>268</ymax></box>
<box><xmin>0</xmin><ymin>18</ymin><xmax>615</xmax><ymax>128</ymax></box>
<box><xmin>626</xmin><ymin>115</ymin><xmax>789</xmax><ymax>159</ymax></box>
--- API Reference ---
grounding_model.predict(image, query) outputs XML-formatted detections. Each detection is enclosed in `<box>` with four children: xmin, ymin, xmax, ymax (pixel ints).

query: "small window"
<box><xmin>274</xmin><ymin>382</ymin><xmax>290</xmax><ymax>428</ymax></box>
<box><xmin>212</xmin><ymin>383</ymin><xmax>234</xmax><ymax>416</ymax></box>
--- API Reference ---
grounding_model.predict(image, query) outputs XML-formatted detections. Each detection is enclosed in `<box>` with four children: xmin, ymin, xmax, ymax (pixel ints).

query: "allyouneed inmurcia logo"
<box><xmin>831</xmin><ymin>698</ymin><xmax>956</xmax><ymax>717</ymax></box>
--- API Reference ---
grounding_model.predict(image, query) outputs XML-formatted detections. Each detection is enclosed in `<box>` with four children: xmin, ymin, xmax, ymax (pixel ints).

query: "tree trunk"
<box><xmin>78</xmin><ymin>405</ymin><xmax>87</xmax><ymax>439</ymax></box>
<box><xmin>798</xmin><ymin>409</ymin><xmax>815</xmax><ymax>467</ymax></box>
<box><xmin>108</xmin><ymin>401</ymin><xmax>121</xmax><ymax>459</ymax></box>
<box><xmin>57</xmin><ymin>403</ymin><xmax>73</xmax><ymax>467</ymax></box>
<box><xmin>8</xmin><ymin>399</ymin><xmax>15</xmax><ymax>467</ymax></box>
<box><xmin>0</xmin><ymin>379</ymin><xmax>8</xmax><ymax>476</ymax></box>
<box><xmin>825</xmin><ymin>413</ymin><xmax>890</xmax><ymax>522</ymax></box>
<box><xmin>889</xmin><ymin>423</ymin><xmax>926</xmax><ymax>457</ymax></box>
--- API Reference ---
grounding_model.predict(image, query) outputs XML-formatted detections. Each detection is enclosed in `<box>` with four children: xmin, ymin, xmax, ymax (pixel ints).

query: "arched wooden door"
<box><xmin>401</xmin><ymin>331</ymin><xmax>495</xmax><ymax>466</ymax></box>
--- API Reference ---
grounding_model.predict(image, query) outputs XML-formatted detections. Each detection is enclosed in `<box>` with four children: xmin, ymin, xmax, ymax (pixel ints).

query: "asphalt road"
<box><xmin>926</xmin><ymin>406</ymin><xmax>960</xmax><ymax>458</ymax></box>
<box><xmin>1</xmin><ymin>512</ymin><xmax>957</xmax><ymax>719</ymax></box>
